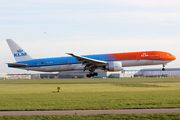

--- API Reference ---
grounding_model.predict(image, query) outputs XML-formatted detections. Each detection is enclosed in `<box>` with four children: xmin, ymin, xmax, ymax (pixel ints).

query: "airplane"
<box><xmin>6</xmin><ymin>39</ymin><xmax>176</xmax><ymax>78</ymax></box>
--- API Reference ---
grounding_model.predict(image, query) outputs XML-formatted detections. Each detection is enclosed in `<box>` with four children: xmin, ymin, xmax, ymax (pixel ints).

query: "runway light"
<box><xmin>57</xmin><ymin>87</ymin><xmax>60</xmax><ymax>92</ymax></box>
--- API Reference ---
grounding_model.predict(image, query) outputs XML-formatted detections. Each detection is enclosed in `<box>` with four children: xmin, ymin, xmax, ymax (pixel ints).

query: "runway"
<box><xmin>0</xmin><ymin>108</ymin><xmax>180</xmax><ymax>116</ymax></box>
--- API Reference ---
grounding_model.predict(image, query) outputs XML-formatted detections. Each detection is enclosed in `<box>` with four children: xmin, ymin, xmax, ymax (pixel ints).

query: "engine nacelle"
<box><xmin>105</xmin><ymin>61</ymin><xmax>122</xmax><ymax>72</ymax></box>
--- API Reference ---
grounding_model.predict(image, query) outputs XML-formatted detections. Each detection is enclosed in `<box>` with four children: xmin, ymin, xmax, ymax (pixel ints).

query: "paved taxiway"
<box><xmin>0</xmin><ymin>109</ymin><xmax>180</xmax><ymax>116</ymax></box>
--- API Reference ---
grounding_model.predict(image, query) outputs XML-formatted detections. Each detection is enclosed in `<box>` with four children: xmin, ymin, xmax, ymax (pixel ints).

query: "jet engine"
<box><xmin>105</xmin><ymin>61</ymin><xmax>122</xmax><ymax>71</ymax></box>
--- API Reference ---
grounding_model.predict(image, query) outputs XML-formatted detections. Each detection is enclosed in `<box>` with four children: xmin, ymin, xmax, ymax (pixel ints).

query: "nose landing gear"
<box><xmin>162</xmin><ymin>64</ymin><xmax>166</xmax><ymax>71</ymax></box>
<box><xmin>86</xmin><ymin>72</ymin><xmax>98</xmax><ymax>78</ymax></box>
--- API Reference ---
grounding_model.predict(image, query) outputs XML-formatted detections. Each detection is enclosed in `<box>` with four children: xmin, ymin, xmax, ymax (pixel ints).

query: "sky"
<box><xmin>0</xmin><ymin>0</ymin><xmax>180</xmax><ymax>74</ymax></box>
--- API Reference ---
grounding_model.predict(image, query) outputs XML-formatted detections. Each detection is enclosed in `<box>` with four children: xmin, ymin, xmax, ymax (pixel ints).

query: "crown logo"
<box><xmin>17</xmin><ymin>49</ymin><xmax>23</xmax><ymax>53</ymax></box>
<box><xmin>141</xmin><ymin>53</ymin><xmax>148</xmax><ymax>57</ymax></box>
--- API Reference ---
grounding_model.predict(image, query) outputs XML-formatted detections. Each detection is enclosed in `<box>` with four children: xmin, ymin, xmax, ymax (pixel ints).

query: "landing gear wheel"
<box><xmin>90</xmin><ymin>73</ymin><xmax>94</xmax><ymax>77</ymax></box>
<box><xmin>86</xmin><ymin>74</ymin><xmax>91</xmax><ymax>78</ymax></box>
<box><xmin>162</xmin><ymin>64</ymin><xmax>166</xmax><ymax>71</ymax></box>
<box><xmin>86</xmin><ymin>72</ymin><xmax>98</xmax><ymax>78</ymax></box>
<box><xmin>94</xmin><ymin>72</ymin><xmax>98</xmax><ymax>76</ymax></box>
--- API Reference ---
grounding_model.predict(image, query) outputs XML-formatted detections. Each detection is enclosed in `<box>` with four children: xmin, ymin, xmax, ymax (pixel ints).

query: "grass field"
<box><xmin>0</xmin><ymin>77</ymin><xmax>180</xmax><ymax>84</ymax></box>
<box><xmin>1</xmin><ymin>113</ymin><xmax>180</xmax><ymax>120</ymax></box>
<box><xmin>0</xmin><ymin>78</ymin><xmax>180</xmax><ymax>111</ymax></box>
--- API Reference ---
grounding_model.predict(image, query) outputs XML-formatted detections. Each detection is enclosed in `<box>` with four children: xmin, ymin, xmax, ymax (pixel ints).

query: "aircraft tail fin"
<box><xmin>6</xmin><ymin>39</ymin><xmax>33</xmax><ymax>62</ymax></box>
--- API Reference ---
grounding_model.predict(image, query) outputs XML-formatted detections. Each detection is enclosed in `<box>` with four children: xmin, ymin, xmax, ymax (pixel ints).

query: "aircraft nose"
<box><xmin>173</xmin><ymin>55</ymin><xmax>176</xmax><ymax>60</ymax></box>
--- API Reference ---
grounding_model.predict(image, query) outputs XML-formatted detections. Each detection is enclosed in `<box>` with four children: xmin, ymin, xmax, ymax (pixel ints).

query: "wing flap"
<box><xmin>66</xmin><ymin>53</ymin><xmax>107</xmax><ymax>65</ymax></box>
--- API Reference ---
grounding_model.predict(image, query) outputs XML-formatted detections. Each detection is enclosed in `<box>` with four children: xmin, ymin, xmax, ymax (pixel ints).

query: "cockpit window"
<box><xmin>170</xmin><ymin>54</ymin><xmax>173</xmax><ymax>56</ymax></box>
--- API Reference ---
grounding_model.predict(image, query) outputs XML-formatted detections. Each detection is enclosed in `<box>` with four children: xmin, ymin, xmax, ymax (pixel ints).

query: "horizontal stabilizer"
<box><xmin>7</xmin><ymin>63</ymin><xmax>28</xmax><ymax>66</ymax></box>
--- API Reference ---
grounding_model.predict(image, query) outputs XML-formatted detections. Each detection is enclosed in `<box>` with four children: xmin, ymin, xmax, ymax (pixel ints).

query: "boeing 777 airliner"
<box><xmin>6</xmin><ymin>39</ymin><xmax>176</xmax><ymax>77</ymax></box>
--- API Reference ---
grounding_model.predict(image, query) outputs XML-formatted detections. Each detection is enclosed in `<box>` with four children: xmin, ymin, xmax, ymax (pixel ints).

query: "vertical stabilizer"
<box><xmin>6</xmin><ymin>39</ymin><xmax>33</xmax><ymax>62</ymax></box>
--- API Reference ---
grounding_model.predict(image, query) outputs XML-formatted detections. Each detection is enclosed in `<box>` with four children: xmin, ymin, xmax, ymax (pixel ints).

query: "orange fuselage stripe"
<box><xmin>108</xmin><ymin>51</ymin><xmax>176</xmax><ymax>61</ymax></box>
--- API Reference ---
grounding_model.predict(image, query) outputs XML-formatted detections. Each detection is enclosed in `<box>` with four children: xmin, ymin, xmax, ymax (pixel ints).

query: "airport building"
<box><xmin>57</xmin><ymin>70</ymin><xmax>134</xmax><ymax>78</ymax></box>
<box><xmin>134</xmin><ymin>68</ymin><xmax>180</xmax><ymax>77</ymax></box>
<box><xmin>57</xmin><ymin>68</ymin><xmax>180</xmax><ymax>78</ymax></box>
<box><xmin>0</xmin><ymin>74</ymin><xmax>40</xmax><ymax>79</ymax></box>
<box><xmin>0</xmin><ymin>68</ymin><xmax>180</xmax><ymax>79</ymax></box>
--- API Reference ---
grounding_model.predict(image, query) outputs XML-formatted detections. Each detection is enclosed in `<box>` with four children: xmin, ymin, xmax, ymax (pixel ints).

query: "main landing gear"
<box><xmin>86</xmin><ymin>72</ymin><xmax>98</xmax><ymax>78</ymax></box>
<box><xmin>162</xmin><ymin>64</ymin><xmax>165</xmax><ymax>71</ymax></box>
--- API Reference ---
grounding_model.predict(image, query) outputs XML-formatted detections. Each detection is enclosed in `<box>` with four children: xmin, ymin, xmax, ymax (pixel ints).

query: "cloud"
<box><xmin>97</xmin><ymin>11</ymin><xmax>180</xmax><ymax>24</ymax></box>
<box><xmin>1</xmin><ymin>5</ymin><xmax>180</xmax><ymax>26</ymax></box>
<box><xmin>1</xmin><ymin>0</ymin><xmax>180</xmax><ymax>26</ymax></box>
<box><xmin>115</xmin><ymin>0</ymin><xmax>180</xmax><ymax>7</ymax></box>
<box><xmin>1</xmin><ymin>0</ymin><xmax>180</xmax><ymax>9</ymax></box>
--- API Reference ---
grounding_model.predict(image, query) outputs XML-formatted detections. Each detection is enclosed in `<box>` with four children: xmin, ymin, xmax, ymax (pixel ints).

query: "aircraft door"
<box><xmin>136</xmin><ymin>55</ymin><xmax>141</xmax><ymax>65</ymax></box>
<box><xmin>37</xmin><ymin>62</ymin><xmax>41</xmax><ymax>66</ymax></box>
<box><xmin>160</xmin><ymin>54</ymin><xmax>164</xmax><ymax>60</ymax></box>
<box><xmin>66</xmin><ymin>60</ymin><xmax>72</xmax><ymax>64</ymax></box>
<box><xmin>136</xmin><ymin>55</ymin><xmax>140</xmax><ymax>60</ymax></box>
<box><xmin>99</xmin><ymin>58</ymin><xmax>103</xmax><ymax>61</ymax></box>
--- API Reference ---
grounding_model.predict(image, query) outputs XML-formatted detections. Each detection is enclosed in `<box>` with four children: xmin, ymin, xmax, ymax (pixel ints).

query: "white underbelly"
<box><xmin>122</xmin><ymin>60</ymin><xmax>172</xmax><ymax>67</ymax></box>
<box><xmin>23</xmin><ymin>64</ymin><xmax>84</xmax><ymax>72</ymax></box>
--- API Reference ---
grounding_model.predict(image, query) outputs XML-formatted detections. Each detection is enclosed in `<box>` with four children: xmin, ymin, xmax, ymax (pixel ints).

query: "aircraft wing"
<box><xmin>7</xmin><ymin>63</ymin><xmax>28</xmax><ymax>66</ymax></box>
<box><xmin>66</xmin><ymin>53</ymin><xmax>107</xmax><ymax>65</ymax></box>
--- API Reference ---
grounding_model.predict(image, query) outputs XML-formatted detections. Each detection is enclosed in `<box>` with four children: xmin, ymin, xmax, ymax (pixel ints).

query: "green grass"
<box><xmin>0</xmin><ymin>83</ymin><xmax>180</xmax><ymax>111</ymax></box>
<box><xmin>0</xmin><ymin>77</ymin><xmax>180</xmax><ymax>84</ymax></box>
<box><xmin>113</xmin><ymin>83</ymin><xmax>166</xmax><ymax>87</ymax></box>
<box><xmin>1</xmin><ymin>113</ymin><xmax>180</xmax><ymax>120</ymax></box>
